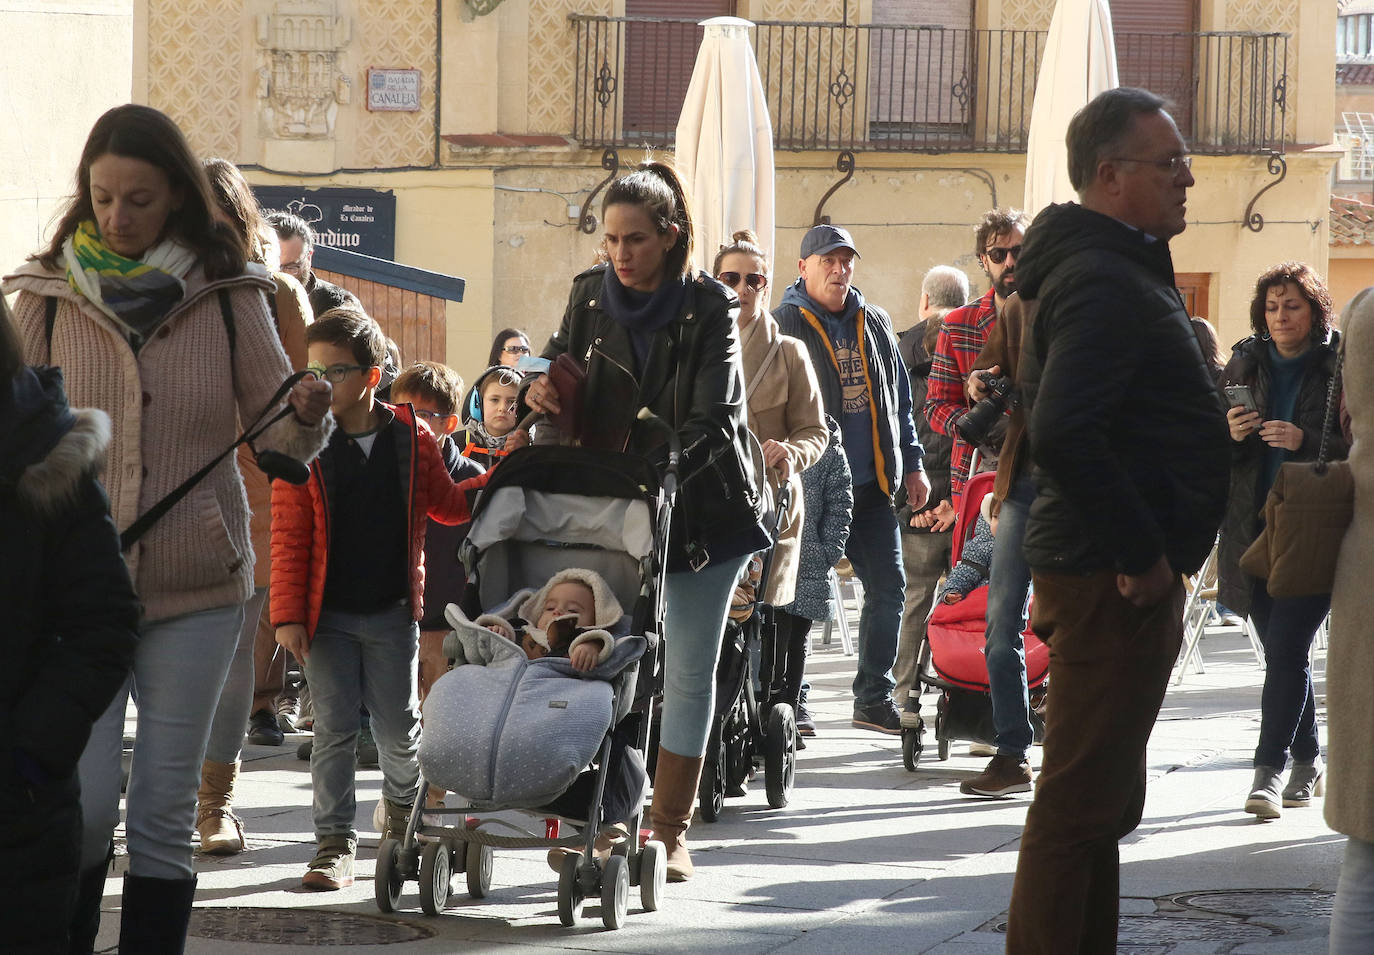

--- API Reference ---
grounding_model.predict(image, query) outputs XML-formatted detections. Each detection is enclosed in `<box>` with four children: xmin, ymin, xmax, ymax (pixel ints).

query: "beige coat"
<box><xmin>738</xmin><ymin>309</ymin><xmax>827</xmax><ymax>605</ymax></box>
<box><xmin>3</xmin><ymin>260</ymin><xmax>331</xmax><ymax>623</ymax></box>
<box><xmin>1326</xmin><ymin>287</ymin><xmax>1374</xmax><ymax>841</ymax></box>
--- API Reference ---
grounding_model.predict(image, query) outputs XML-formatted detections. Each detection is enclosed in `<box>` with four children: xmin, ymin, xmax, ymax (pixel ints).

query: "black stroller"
<box><xmin>375</xmin><ymin>443</ymin><xmax>676</xmax><ymax>930</ymax></box>
<box><xmin>696</xmin><ymin>481</ymin><xmax>798</xmax><ymax>820</ymax></box>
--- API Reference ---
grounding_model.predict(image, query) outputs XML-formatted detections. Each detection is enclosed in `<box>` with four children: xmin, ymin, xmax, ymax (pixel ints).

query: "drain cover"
<box><xmin>188</xmin><ymin>908</ymin><xmax>435</xmax><ymax>945</ymax></box>
<box><xmin>1117</xmin><ymin>914</ymin><xmax>1276</xmax><ymax>943</ymax></box>
<box><xmin>1174</xmin><ymin>888</ymin><xmax>1333</xmax><ymax>920</ymax></box>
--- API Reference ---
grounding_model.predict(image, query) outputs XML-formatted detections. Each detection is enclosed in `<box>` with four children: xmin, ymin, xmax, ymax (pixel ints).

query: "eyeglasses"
<box><xmin>306</xmin><ymin>363</ymin><xmax>369</xmax><ymax>384</ymax></box>
<box><xmin>281</xmin><ymin>256</ymin><xmax>309</xmax><ymax>276</ymax></box>
<box><xmin>502</xmin><ymin>343</ymin><xmax>531</xmax><ymax>355</ymax></box>
<box><xmin>410</xmin><ymin>408</ymin><xmax>450</xmax><ymax>422</ymax></box>
<box><xmin>717</xmin><ymin>271</ymin><xmax>768</xmax><ymax>291</ymax></box>
<box><xmin>1110</xmin><ymin>155</ymin><xmax>1193</xmax><ymax>176</ymax></box>
<box><xmin>983</xmin><ymin>245</ymin><xmax>1022</xmax><ymax>265</ymax></box>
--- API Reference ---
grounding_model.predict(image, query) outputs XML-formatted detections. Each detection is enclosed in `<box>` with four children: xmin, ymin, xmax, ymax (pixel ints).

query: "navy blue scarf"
<box><xmin>600</xmin><ymin>267</ymin><xmax>689</xmax><ymax>371</ymax></box>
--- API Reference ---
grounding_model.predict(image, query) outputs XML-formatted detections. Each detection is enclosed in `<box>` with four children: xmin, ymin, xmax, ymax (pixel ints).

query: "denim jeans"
<box><xmin>205</xmin><ymin>587</ymin><xmax>268</xmax><ymax>764</ymax></box>
<box><xmin>844</xmin><ymin>482</ymin><xmax>906</xmax><ymax>708</ymax></box>
<box><xmin>1332</xmin><ymin>836</ymin><xmax>1374</xmax><ymax>954</ymax></box>
<box><xmin>1249</xmin><ymin>582</ymin><xmax>1328</xmax><ymax>769</ymax></box>
<box><xmin>985</xmin><ymin>475</ymin><xmax>1035</xmax><ymax>760</ymax></box>
<box><xmin>660</xmin><ymin>553</ymin><xmax>751</xmax><ymax>758</ymax></box>
<box><xmin>78</xmin><ymin>604</ymin><xmax>244</xmax><ymax>879</ymax></box>
<box><xmin>305</xmin><ymin>602</ymin><xmax>420</xmax><ymax>839</ymax></box>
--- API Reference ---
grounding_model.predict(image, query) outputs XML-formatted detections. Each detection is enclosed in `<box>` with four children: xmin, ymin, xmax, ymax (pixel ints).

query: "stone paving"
<box><xmin>92</xmin><ymin>625</ymin><xmax>1341</xmax><ymax>953</ymax></box>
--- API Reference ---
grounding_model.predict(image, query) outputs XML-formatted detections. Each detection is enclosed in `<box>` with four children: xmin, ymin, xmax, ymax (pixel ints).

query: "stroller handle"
<box><xmin>636</xmin><ymin>407</ymin><xmax>681</xmax><ymax>495</ymax></box>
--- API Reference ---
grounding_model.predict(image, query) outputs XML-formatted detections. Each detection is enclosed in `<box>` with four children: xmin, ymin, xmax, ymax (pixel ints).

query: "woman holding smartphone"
<box><xmin>1217</xmin><ymin>262</ymin><xmax>1346</xmax><ymax>820</ymax></box>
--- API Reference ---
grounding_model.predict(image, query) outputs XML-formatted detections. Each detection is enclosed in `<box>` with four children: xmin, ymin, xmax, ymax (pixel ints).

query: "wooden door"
<box><xmin>623</xmin><ymin>0</ymin><xmax>735</xmax><ymax>143</ymax></box>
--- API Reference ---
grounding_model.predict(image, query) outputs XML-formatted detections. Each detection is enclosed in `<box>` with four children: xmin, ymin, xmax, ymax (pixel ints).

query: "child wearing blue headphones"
<box><xmin>456</xmin><ymin>365</ymin><xmax>530</xmax><ymax>468</ymax></box>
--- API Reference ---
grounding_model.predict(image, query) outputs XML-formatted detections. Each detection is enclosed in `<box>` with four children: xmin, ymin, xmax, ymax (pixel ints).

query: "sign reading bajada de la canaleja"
<box><xmin>253</xmin><ymin>186</ymin><xmax>397</xmax><ymax>261</ymax></box>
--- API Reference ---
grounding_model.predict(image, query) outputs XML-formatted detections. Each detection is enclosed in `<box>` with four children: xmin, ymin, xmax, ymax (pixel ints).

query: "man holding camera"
<box><xmin>926</xmin><ymin>208</ymin><xmax>1037</xmax><ymax>798</ymax></box>
<box><xmin>1004</xmin><ymin>88</ymin><xmax>1228</xmax><ymax>952</ymax></box>
<box><xmin>776</xmin><ymin>224</ymin><xmax>930</xmax><ymax>735</ymax></box>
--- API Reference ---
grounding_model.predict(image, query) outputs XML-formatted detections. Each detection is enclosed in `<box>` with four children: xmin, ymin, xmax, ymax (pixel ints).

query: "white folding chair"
<box><xmin>819</xmin><ymin>566</ymin><xmax>858</xmax><ymax>656</ymax></box>
<box><xmin>1175</xmin><ymin>544</ymin><xmax>1220</xmax><ymax>683</ymax></box>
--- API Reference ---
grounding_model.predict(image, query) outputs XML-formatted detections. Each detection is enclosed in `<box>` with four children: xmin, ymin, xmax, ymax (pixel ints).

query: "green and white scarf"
<box><xmin>63</xmin><ymin>219</ymin><xmax>197</xmax><ymax>349</ymax></box>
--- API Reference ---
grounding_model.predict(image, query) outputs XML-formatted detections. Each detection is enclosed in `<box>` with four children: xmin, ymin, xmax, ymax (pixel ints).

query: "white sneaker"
<box><xmin>372</xmin><ymin>799</ymin><xmax>387</xmax><ymax>833</ymax></box>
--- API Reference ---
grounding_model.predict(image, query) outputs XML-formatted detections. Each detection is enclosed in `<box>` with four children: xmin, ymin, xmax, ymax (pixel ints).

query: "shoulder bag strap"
<box><xmin>1316</xmin><ymin>346</ymin><xmax>1344</xmax><ymax>473</ymax></box>
<box><xmin>44</xmin><ymin>296</ymin><xmax>57</xmax><ymax>350</ymax></box>
<box><xmin>746</xmin><ymin>339</ymin><xmax>783</xmax><ymax>401</ymax></box>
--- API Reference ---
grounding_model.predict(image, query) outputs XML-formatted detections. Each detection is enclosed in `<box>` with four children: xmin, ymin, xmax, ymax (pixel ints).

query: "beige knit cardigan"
<box><xmin>3</xmin><ymin>259</ymin><xmax>332</xmax><ymax>623</ymax></box>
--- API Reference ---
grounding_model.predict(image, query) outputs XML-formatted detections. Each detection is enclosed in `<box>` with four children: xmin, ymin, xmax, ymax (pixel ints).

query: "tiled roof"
<box><xmin>1331</xmin><ymin>195</ymin><xmax>1374</xmax><ymax>245</ymax></box>
<box><xmin>1338</xmin><ymin>64</ymin><xmax>1374</xmax><ymax>86</ymax></box>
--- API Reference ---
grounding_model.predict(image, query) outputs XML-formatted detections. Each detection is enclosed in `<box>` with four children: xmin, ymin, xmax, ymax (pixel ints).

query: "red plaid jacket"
<box><xmin>924</xmin><ymin>288</ymin><xmax>997</xmax><ymax>505</ymax></box>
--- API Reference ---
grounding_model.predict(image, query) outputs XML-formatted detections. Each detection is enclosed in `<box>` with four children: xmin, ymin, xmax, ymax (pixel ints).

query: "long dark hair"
<box><xmin>486</xmin><ymin>327</ymin><xmax>530</xmax><ymax>367</ymax></box>
<box><xmin>39</xmin><ymin>104</ymin><xmax>244</xmax><ymax>279</ymax></box>
<box><xmin>203</xmin><ymin>158</ymin><xmax>268</xmax><ymax>266</ymax></box>
<box><xmin>603</xmin><ymin>161</ymin><xmax>695</xmax><ymax>282</ymax></box>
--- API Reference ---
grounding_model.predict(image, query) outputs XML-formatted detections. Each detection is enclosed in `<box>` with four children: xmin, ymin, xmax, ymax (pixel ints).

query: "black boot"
<box><xmin>118</xmin><ymin>873</ymin><xmax>197</xmax><ymax>954</ymax></box>
<box><xmin>68</xmin><ymin>844</ymin><xmax>113</xmax><ymax>955</ymax></box>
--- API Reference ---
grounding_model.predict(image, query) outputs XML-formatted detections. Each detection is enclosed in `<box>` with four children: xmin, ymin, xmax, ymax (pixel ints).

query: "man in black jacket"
<box><xmin>775</xmin><ymin>224</ymin><xmax>930</xmax><ymax>734</ymax></box>
<box><xmin>1004</xmin><ymin>88</ymin><xmax>1229</xmax><ymax>953</ymax></box>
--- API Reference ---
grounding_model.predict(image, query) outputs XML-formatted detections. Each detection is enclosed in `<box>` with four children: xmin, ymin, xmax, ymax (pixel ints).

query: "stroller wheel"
<box><xmin>601</xmin><ymin>854</ymin><xmax>630</xmax><ymax>929</ymax></box>
<box><xmin>902</xmin><ymin>727</ymin><xmax>924</xmax><ymax>772</ymax></box>
<box><xmin>419</xmin><ymin>840</ymin><xmax>452</xmax><ymax>915</ymax></box>
<box><xmin>764</xmin><ymin>704</ymin><xmax>797</xmax><ymax>809</ymax></box>
<box><xmin>698</xmin><ymin>732</ymin><xmax>726</xmax><ymax>823</ymax></box>
<box><xmin>638</xmin><ymin>840</ymin><xmax>666</xmax><ymax>912</ymax></box>
<box><xmin>557</xmin><ymin>852</ymin><xmax>585</xmax><ymax>926</ymax></box>
<box><xmin>374</xmin><ymin>838</ymin><xmax>404</xmax><ymax>913</ymax></box>
<box><xmin>465</xmin><ymin>842</ymin><xmax>493</xmax><ymax>899</ymax></box>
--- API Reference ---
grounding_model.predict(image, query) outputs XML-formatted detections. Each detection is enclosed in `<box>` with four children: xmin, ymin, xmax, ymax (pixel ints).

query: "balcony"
<box><xmin>569</xmin><ymin>16</ymin><xmax>1289</xmax><ymax>156</ymax></box>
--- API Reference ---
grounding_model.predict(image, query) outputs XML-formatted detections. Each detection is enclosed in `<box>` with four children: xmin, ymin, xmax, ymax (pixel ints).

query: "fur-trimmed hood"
<box><xmin>1</xmin><ymin>365</ymin><xmax>110</xmax><ymax>517</ymax></box>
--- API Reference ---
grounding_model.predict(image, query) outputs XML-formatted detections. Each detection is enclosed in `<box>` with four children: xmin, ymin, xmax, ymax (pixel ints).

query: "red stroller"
<box><xmin>902</xmin><ymin>470</ymin><xmax>1049</xmax><ymax>771</ymax></box>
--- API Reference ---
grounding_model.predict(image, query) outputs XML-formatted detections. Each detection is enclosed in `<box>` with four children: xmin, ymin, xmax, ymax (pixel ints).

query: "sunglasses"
<box><xmin>717</xmin><ymin>271</ymin><xmax>768</xmax><ymax>291</ymax></box>
<box><xmin>983</xmin><ymin>245</ymin><xmax>1022</xmax><ymax>265</ymax></box>
<box><xmin>502</xmin><ymin>344</ymin><xmax>531</xmax><ymax>355</ymax></box>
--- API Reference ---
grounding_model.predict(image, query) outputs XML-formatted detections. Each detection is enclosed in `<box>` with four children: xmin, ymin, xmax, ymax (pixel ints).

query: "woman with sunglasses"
<box><xmin>713</xmin><ymin>230</ymin><xmax>827</xmax><ymax>730</ymax></box>
<box><xmin>2</xmin><ymin>105</ymin><xmax>333</xmax><ymax>951</ymax></box>
<box><xmin>525</xmin><ymin>162</ymin><xmax>767</xmax><ymax>883</ymax></box>
<box><xmin>486</xmin><ymin>326</ymin><xmax>532</xmax><ymax>368</ymax></box>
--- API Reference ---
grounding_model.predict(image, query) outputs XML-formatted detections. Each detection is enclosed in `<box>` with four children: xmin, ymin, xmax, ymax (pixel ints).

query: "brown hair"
<box><xmin>1188</xmin><ymin>316</ymin><xmax>1224</xmax><ymax>380</ymax></box>
<box><xmin>1248</xmin><ymin>262</ymin><xmax>1333</xmax><ymax>343</ymax></box>
<box><xmin>203</xmin><ymin>158</ymin><xmax>268</xmax><ymax>265</ymax></box>
<box><xmin>974</xmin><ymin>208</ymin><xmax>1030</xmax><ymax>258</ymax></box>
<box><xmin>306</xmin><ymin>307</ymin><xmax>387</xmax><ymax>368</ymax></box>
<box><xmin>392</xmin><ymin>360</ymin><xmax>464</xmax><ymax>416</ymax></box>
<box><xmin>39</xmin><ymin>104</ymin><xmax>244</xmax><ymax>279</ymax></box>
<box><xmin>712</xmin><ymin>229</ymin><xmax>769</xmax><ymax>277</ymax></box>
<box><xmin>603</xmin><ymin>161</ymin><xmax>695</xmax><ymax>281</ymax></box>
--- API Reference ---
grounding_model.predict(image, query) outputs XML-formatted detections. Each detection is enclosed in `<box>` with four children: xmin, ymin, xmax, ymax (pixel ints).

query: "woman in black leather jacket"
<box><xmin>1217</xmin><ymin>262</ymin><xmax>1346</xmax><ymax>821</ymax></box>
<box><xmin>527</xmin><ymin>162</ymin><xmax>766</xmax><ymax>882</ymax></box>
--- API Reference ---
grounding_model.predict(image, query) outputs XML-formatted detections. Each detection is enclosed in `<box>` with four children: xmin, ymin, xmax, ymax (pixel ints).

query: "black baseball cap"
<box><xmin>800</xmin><ymin>224</ymin><xmax>861</xmax><ymax>259</ymax></box>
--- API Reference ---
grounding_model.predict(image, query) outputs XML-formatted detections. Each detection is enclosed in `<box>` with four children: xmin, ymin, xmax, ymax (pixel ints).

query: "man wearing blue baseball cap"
<box><xmin>774</xmin><ymin>223</ymin><xmax>930</xmax><ymax>735</ymax></box>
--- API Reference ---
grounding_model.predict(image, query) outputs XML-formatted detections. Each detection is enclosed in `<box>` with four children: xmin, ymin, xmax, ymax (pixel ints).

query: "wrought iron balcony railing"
<box><xmin>568</xmin><ymin>16</ymin><xmax>1288</xmax><ymax>156</ymax></box>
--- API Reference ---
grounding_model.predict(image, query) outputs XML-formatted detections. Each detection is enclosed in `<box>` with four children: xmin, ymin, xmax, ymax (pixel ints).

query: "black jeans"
<box><xmin>1250</xmin><ymin>582</ymin><xmax>1328</xmax><ymax>769</ymax></box>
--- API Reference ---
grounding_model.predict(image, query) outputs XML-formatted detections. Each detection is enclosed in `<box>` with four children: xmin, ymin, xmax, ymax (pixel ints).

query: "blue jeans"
<box><xmin>79</xmin><ymin>604</ymin><xmax>244</xmax><ymax>879</ymax></box>
<box><xmin>1249</xmin><ymin>583</ymin><xmax>1327</xmax><ymax>769</ymax></box>
<box><xmin>205</xmin><ymin>586</ymin><xmax>268</xmax><ymax>764</ymax></box>
<box><xmin>660</xmin><ymin>553</ymin><xmax>751</xmax><ymax>758</ymax></box>
<box><xmin>985</xmin><ymin>475</ymin><xmax>1035</xmax><ymax>760</ymax></box>
<box><xmin>1333</xmin><ymin>836</ymin><xmax>1374</xmax><ymax>954</ymax></box>
<box><xmin>305</xmin><ymin>603</ymin><xmax>420</xmax><ymax>839</ymax></box>
<box><xmin>845</xmin><ymin>483</ymin><xmax>906</xmax><ymax>708</ymax></box>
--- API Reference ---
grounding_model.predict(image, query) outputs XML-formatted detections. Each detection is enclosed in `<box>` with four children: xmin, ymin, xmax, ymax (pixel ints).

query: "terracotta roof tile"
<box><xmin>1331</xmin><ymin>194</ymin><xmax>1374</xmax><ymax>245</ymax></box>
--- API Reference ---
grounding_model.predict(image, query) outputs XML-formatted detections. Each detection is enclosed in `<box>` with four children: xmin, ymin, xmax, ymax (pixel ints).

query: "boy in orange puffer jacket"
<box><xmin>270</xmin><ymin>308</ymin><xmax>489</xmax><ymax>891</ymax></box>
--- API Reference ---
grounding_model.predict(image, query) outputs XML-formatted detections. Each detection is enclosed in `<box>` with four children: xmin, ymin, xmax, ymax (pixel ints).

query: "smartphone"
<box><xmin>1224</xmin><ymin>384</ymin><xmax>1259</xmax><ymax>414</ymax></box>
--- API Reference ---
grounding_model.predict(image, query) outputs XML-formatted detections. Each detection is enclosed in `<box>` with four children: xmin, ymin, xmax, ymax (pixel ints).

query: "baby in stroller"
<box><xmin>936</xmin><ymin>492</ymin><xmax>997</xmax><ymax>605</ymax></box>
<box><xmin>442</xmin><ymin>568</ymin><xmax>642</xmax><ymax>866</ymax></box>
<box><xmin>469</xmin><ymin>568</ymin><xmax>624</xmax><ymax>671</ymax></box>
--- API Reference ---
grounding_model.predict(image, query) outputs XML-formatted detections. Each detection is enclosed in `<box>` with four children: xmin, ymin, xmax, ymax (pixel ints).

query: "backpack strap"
<box><xmin>217</xmin><ymin>289</ymin><xmax>236</xmax><ymax>356</ymax></box>
<box><xmin>44</xmin><ymin>296</ymin><xmax>57</xmax><ymax>351</ymax></box>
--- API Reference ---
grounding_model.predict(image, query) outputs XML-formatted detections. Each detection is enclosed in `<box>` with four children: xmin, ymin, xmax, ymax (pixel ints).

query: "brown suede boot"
<box><xmin>649</xmin><ymin>747</ymin><xmax>705</xmax><ymax>882</ymax></box>
<box><xmin>196</xmin><ymin>759</ymin><xmax>245</xmax><ymax>854</ymax></box>
<box><xmin>381</xmin><ymin>797</ymin><xmax>413</xmax><ymax>842</ymax></box>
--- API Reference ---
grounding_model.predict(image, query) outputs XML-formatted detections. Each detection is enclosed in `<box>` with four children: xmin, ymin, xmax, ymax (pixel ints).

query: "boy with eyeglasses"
<box><xmin>270</xmin><ymin>310</ymin><xmax>490</xmax><ymax>891</ymax></box>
